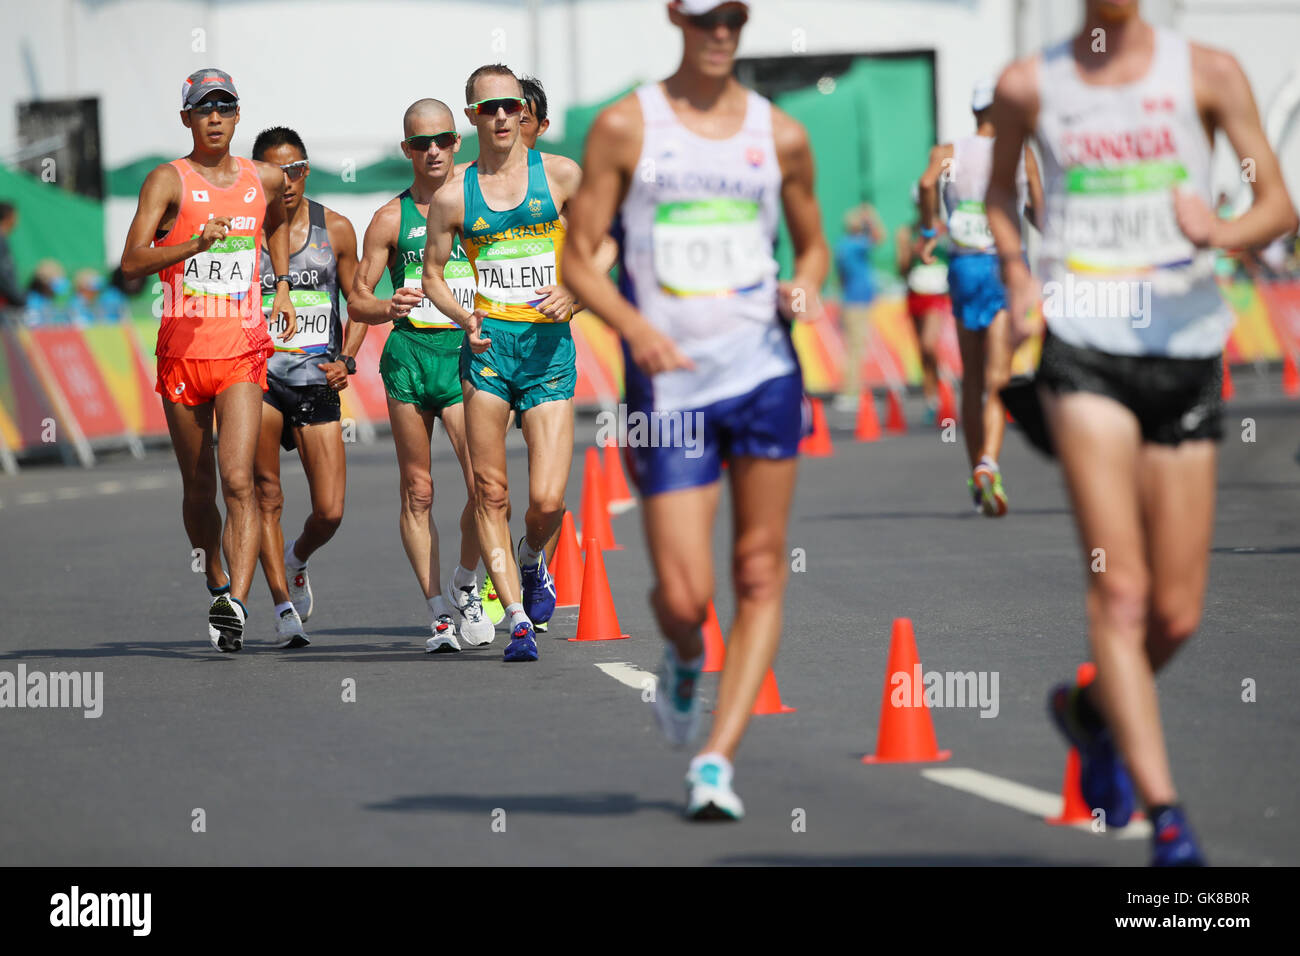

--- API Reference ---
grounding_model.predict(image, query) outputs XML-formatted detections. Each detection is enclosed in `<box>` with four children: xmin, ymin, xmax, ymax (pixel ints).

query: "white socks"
<box><xmin>506</xmin><ymin>603</ymin><xmax>530</xmax><ymax>628</ymax></box>
<box><xmin>285</xmin><ymin>539</ymin><xmax>307</xmax><ymax>571</ymax></box>
<box><xmin>453</xmin><ymin>565</ymin><xmax>477</xmax><ymax>590</ymax></box>
<box><xmin>428</xmin><ymin>595</ymin><xmax>454</xmax><ymax>620</ymax></box>
<box><xmin>274</xmin><ymin>601</ymin><xmax>294</xmax><ymax>617</ymax></box>
<box><xmin>518</xmin><ymin>538</ymin><xmax>543</xmax><ymax>568</ymax></box>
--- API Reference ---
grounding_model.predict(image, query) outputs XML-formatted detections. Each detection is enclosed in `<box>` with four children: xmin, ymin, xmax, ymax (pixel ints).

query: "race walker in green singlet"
<box><xmin>350</xmin><ymin>98</ymin><xmax>494</xmax><ymax>652</ymax></box>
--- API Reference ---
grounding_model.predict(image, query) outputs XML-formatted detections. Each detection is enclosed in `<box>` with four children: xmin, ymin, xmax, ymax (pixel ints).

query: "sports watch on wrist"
<box><xmin>341</xmin><ymin>355</ymin><xmax>356</xmax><ymax>376</ymax></box>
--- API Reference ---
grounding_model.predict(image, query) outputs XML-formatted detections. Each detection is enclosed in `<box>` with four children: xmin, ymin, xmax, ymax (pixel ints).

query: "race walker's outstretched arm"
<box><xmin>349</xmin><ymin>202</ymin><xmax>411</xmax><ymax>325</ymax></box>
<box><xmin>563</xmin><ymin>98</ymin><xmax>693</xmax><ymax>375</ymax></box>
<box><xmin>986</xmin><ymin>59</ymin><xmax>1040</xmax><ymax>349</ymax></box>
<box><xmin>1182</xmin><ymin>46</ymin><xmax>1298</xmax><ymax>251</ymax></box>
<box><xmin>773</xmin><ymin>107</ymin><xmax>830</xmax><ymax>321</ymax></box>
<box><xmin>258</xmin><ymin>160</ymin><xmax>297</xmax><ymax>341</ymax></box>
<box><xmin>917</xmin><ymin>144</ymin><xmax>954</xmax><ymax>264</ymax></box>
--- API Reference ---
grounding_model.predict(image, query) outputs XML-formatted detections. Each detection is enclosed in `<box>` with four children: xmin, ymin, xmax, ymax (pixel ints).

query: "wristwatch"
<box><xmin>341</xmin><ymin>355</ymin><xmax>356</xmax><ymax>375</ymax></box>
<box><xmin>275</xmin><ymin>274</ymin><xmax>292</xmax><ymax>289</ymax></box>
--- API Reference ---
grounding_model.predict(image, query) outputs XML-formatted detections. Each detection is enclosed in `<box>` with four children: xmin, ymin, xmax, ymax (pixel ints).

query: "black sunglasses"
<box><xmin>405</xmin><ymin>131</ymin><xmax>459</xmax><ymax>151</ymax></box>
<box><xmin>687</xmin><ymin>8</ymin><xmax>748</xmax><ymax>31</ymax></box>
<box><xmin>469</xmin><ymin>97</ymin><xmax>526</xmax><ymax>117</ymax></box>
<box><xmin>191</xmin><ymin>100</ymin><xmax>238</xmax><ymax>117</ymax></box>
<box><xmin>279</xmin><ymin>160</ymin><xmax>309</xmax><ymax>181</ymax></box>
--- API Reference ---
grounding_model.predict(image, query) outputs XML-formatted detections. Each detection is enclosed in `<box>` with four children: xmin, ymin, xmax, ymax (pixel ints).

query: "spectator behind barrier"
<box><xmin>0</xmin><ymin>201</ymin><xmax>21</xmax><ymax>309</ymax></box>
<box><xmin>70</xmin><ymin>267</ymin><xmax>128</xmax><ymax>325</ymax></box>
<box><xmin>24</xmin><ymin>259</ymin><xmax>70</xmax><ymax>326</ymax></box>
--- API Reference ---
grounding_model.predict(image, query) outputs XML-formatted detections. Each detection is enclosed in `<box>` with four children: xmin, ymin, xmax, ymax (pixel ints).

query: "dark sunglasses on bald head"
<box><xmin>405</xmin><ymin>131</ymin><xmax>459</xmax><ymax>151</ymax></box>
<box><xmin>687</xmin><ymin>8</ymin><xmax>748</xmax><ymax>31</ymax></box>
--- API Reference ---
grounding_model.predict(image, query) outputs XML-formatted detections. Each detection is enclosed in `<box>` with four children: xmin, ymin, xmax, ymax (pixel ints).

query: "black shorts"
<box><xmin>1037</xmin><ymin>331</ymin><xmax>1223</xmax><ymax>446</ymax></box>
<box><xmin>263</xmin><ymin>378</ymin><xmax>341</xmax><ymax>450</ymax></box>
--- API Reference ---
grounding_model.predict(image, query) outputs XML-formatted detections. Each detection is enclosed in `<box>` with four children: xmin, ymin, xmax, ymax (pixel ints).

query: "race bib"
<box><xmin>1061</xmin><ymin>160</ymin><xmax>1194</xmax><ymax>274</ymax></box>
<box><xmin>948</xmin><ymin>200</ymin><xmax>995</xmax><ymax>251</ymax></box>
<box><xmin>908</xmin><ymin>261</ymin><xmax>949</xmax><ymax>296</ymax></box>
<box><xmin>263</xmin><ymin>289</ymin><xmax>332</xmax><ymax>353</ymax></box>
<box><xmin>652</xmin><ymin>199</ymin><xmax>769</xmax><ymax>296</ymax></box>
<box><xmin>474</xmin><ymin>237</ymin><xmax>558</xmax><ymax>310</ymax></box>
<box><xmin>404</xmin><ymin>260</ymin><xmax>460</xmax><ymax>330</ymax></box>
<box><xmin>183</xmin><ymin>235</ymin><xmax>256</xmax><ymax>298</ymax></box>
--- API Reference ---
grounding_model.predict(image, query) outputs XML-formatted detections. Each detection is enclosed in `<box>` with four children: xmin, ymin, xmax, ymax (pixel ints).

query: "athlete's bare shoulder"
<box><xmin>585</xmin><ymin>93</ymin><xmax>645</xmax><ymax>167</ymax></box>
<box><xmin>770</xmin><ymin>105</ymin><xmax>810</xmax><ymax>154</ymax></box>
<box><xmin>365</xmin><ymin>195</ymin><xmax>403</xmax><ymax>242</ymax></box>
<box><xmin>994</xmin><ymin>55</ymin><xmax>1040</xmax><ymax>119</ymax></box>
<box><xmin>323</xmin><ymin>205</ymin><xmax>357</xmax><ymax>244</ymax></box>
<box><xmin>540</xmin><ymin>152</ymin><xmax>583</xmax><ymax>201</ymax></box>
<box><xmin>141</xmin><ymin>161</ymin><xmax>182</xmax><ymax>199</ymax></box>
<box><xmin>1189</xmin><ymin>42</ymin><xmax>1249</xmax><ymax>110</ymax></box>
<box><xmin>431</xmin><ymin>168</ymin><xmax>466</xmax><ymax>219</ymax></box>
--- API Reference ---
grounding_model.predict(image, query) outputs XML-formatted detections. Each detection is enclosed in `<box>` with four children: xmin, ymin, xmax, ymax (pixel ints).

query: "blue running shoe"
<box><xmin>685</xmin><ymin>754</ymin><xmax>744</xmax><ymax>821</ymax></box>
<box><xmin>517</xmin><ymin>536</ymin><xmax>556</xmax><ymax>624</ymax></box>
<box><xmin>1048</xmin><ymin>682</ymin><xmax>1136</xmax><ymax>828</ymax></box>
<box><xmin>1150</xmin><ymin>806</ymin><xmax>1206</xmax><ymax>866</ymax></box>
<box><xmin>653</xmin><ymin>645</ymin><xmax>703</xmax><ymax>748</ymax></box>
<box><xmin>503</xmin><ymin>620</ymin><xmax>539</xmax><ymax>662</ymax></box>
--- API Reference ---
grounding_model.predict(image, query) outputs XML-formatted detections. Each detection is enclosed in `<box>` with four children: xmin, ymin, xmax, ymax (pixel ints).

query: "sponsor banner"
<box><xmin>346</xmin><ymin>321</ymin><xmax>392</xmax><ymax>422</ymax></box>
<box><xmin>81</xmin><ymin>324</ymin><xmax>168</xmax><ymax>437</ymax></box>
<box><xmin>1217</xmin><ymin>278</ymin><xmax>1281</xmax><ymax>363</ymax></box>
<box><xmin>0</xmin><ymin>325</ymin><xmax>59</xmax><ymax>453</ymax></box>
<box><xmin>1256</xmin><ymin>279</ymin><xmax>1300</xmax><ymax>356</ymax></box>
<box><xmin>27</xmin><ymin>327</ymin><xmax>131</xmax><ymax>440</ymax></box>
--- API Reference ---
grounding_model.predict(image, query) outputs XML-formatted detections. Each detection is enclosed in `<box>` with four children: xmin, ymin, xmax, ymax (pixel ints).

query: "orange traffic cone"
<box><xmin>1283</xmin><ymin>351</ymin><xmax>1300</xmax><ymax>398</ymax></box>
<box><xmin>602</xmin><ymin>440</ymin><xmax>636</xmax><ymax>514</ymax></box>
<box><xmin>702</xmin><ymin>600</ymin><xmax>726</xmax><ymax>673</ymax></box>
<box><xmin>937</xmin><ymin>378</ymin><xmax>958</xmax><ymax>427</ymax></box>
<box><xmin>1046</xmin><ymin>750</ymin><xmax>1093</xmax><ymax>826</ymax></box>
<box><xmin>799</xmin><ymin>397</ymin><xmax>834</xmax><ymax>457</ymax></box>
<box><xmin>569</xmin><ymin>539</ymin><xmax>629</xmax><ymax>642</ymax></box>
<box><xmin>862</xmin><ymin>618</ymin><xmax>952</xmax><ymax>763</ymax></box>
<box><xmin>551</xmin><ymin>511</ymin><xmax>584</xmax><ymax>608</ymax></box>
<box><xmin>885</xmin><ymin>389</ymin><xmax>908</xmax><ymax>434</ymax></box>
<box><xmin>751</xmin><ymin>668</ymin><xmax>796</xmax><ymax>715</ymax></box>
<box><xmin>1046</xmin><ymin>662</ymin><xmax>1097</xmax><ymax>825</ymax></box>
<box><xmin>579</xmin><ymin>446</ymin><xmax>620</xmax><ymax>552</ymax></box>
<box><xmin>1222</xmin><ymin>361</ymin><xmax>1235</xmax><ymax>401</ymax></box>
<box><xmin>854</xmin><ymin>390</ymin><xmax>881</xmax><ymax>442</ymax></box>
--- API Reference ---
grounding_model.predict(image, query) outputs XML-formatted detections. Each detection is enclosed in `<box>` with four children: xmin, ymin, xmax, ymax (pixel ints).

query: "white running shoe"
<box><xmin>444</xmin><ymin>579</ymin><xmax>496</xmax><ymax>646</ymax></box>
<box><xmin>685</xmin><ymin>754</ymin><xmax>744</xmax><ymax>821</ymax></box>
<box><xmin>274</xmin><ymin>606</ymin><xmax>311</xmax><ymax>649</ymax></box>
<box><xmin>425</xmin><ymin>614</ymin><xmax>461</xmax><ymax>654</ymax></box>
<box><xmin>285</xmin><ymin>542</ymin><xmax>313</xmax><ymax>621</ymax></box>
<box><xmin>653</xmin><ymin>645</ymin><xmax>703</xmax><ymax>748</ymax></box>
<box><xmin>207</xmin><ymin>594</ymin><xmax>245</xmax><ymax>653</ymax></box>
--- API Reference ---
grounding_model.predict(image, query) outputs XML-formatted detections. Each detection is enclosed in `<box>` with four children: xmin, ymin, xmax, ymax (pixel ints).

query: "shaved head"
<box><xmin>403</xmin><ymin>98</ymin><xmax>454</xmax><ymax>136</ymax></box>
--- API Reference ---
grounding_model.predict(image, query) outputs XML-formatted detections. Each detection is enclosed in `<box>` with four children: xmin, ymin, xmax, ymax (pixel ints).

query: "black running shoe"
<box><xmin>208</xmin><ymin>594</ymin><xmax>245</xmax><ymax>653</ymax></box>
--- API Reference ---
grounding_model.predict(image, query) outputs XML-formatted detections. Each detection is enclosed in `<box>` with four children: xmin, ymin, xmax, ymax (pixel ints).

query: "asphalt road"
<box><xmin>2</xmin><ymin>376</ymin><xmax>1297</xmax><ymax>865</ymax></box>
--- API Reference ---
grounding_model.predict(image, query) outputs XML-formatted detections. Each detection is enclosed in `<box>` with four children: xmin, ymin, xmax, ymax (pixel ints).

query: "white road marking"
<box><xmin>594</xmin><ymin>662</ymin><xmax>656</xmax><ymax>693</ymax></box>
<box><xmin>17</xmin><ymin>491</ymin><xmax>51</xmax><ymax>505</ymax></box>
<box><xmin>923</xmin><ymin>767</ymin><xmax>1151</xmax><ymax>837</ymax></box>
<box><xmin>54</xmin><ymin>487</ymin><xmax>85</xmax><ymax>500</ymax></box>
<box><xmin>134</xmin><ymin>475</ymin><xmax>171</xmax><ymax>490</ymax></box>
<box><xmin>95</xmin><ymin>480</ymin><xmax>124</xmax><ymax>494</ymax></box>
